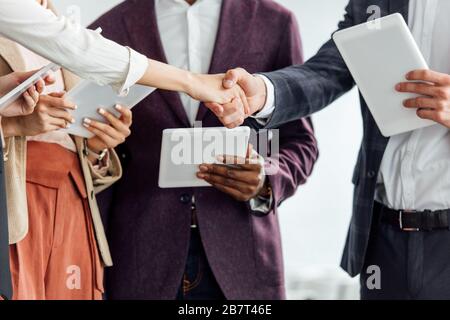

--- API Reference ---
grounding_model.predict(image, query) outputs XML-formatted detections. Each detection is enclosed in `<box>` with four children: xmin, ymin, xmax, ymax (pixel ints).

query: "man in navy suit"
<box><xmin>220</xmin><ymin>0</ymin><xmax>450</xmax><ymax>299</ymax></box>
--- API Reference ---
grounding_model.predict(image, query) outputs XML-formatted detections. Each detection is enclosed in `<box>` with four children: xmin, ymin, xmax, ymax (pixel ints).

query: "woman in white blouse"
<box><xmin>0</xmin><ymin>0</ymin><xmax>146</xmax><ymax>300</ymax></box>
<box><xmin>0</xmin><ymin>0</ymin><xmax>247</xmax><ymax>123</ymax></box>
<box><xmin>0</xmin><ymin>0</ymin><xmax>245</xmax><ymax>299</ymax></box>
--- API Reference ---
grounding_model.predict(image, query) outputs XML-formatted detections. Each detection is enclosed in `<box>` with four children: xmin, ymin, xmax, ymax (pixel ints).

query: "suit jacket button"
<box><xmin>180</xmin><ymin>194</ymin><xmax>191</xmax><ymax>204</ymax></box>
<box><xmin>367</xmin><ymin>171</ymin><xmax>376</xmax><ymax>179</ymax></box>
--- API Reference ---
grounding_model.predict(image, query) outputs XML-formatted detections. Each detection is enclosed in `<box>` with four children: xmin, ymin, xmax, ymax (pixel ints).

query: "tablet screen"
<box><xmin>159</xmin><ymin>127</ymin><xmax>251</xmax><ymax>188</ymax></box>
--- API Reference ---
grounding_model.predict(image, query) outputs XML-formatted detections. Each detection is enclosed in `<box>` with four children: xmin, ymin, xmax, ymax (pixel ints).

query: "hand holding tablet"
<box><xmin>61</xmin><ymin>80</ymin><xmax>155</xmax><ymax>138</ymax></box>
<box><xmin>333</xmin><ymin>13</ymin><xmax>435</xmax><ymax>136</ymax></box>
<box><xmin>82</xmin><ymin>104</ymin><xmax>133</xmax><ymax>161</ymax></box>
<box><xmin>159</xmin><ymin>127</ymin><xmax>251</xmax><ymax>188</ymax></box>
<box><xmin>0</xmin><ymin>63</ymin><xmax>58</xmax><ymax>117</ymax></box>
<box><xmin>196</xmin><ymin>144</ymin><xmax>268</xmax><ymax>201</ymax></box>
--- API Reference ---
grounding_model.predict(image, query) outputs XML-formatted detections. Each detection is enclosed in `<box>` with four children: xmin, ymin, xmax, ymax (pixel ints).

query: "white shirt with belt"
<box><xmin>0</xmin><ymin>0</ymin><xmax>148</xmax><ymax>94</ymax></box>
<box><xmin>376</xmin><ymin>0</ymin><xmax>450</xmax><ymax>211</ymax></box>
<box><xmin>259</xmin><ymin>0</ymin><xmax>450</xmax><ymax>211</ymax></box>
<box><xmin>156</xmin><ymin>0</ymin><xmax>271</xmax><ymax>212</ymax></box>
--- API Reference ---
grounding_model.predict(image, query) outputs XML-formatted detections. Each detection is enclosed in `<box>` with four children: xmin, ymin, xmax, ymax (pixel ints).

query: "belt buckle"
<box><xmin>399</xmin><ymin>210</ymin><xmax>420</xmax><ymax>232</ymax></box>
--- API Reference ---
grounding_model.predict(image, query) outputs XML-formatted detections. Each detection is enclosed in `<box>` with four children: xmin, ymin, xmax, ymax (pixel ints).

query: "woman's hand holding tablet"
<box><xmin>0</xmin><ymin>63</ymin><xmax>58</xmax><ymax>117</ymax></box>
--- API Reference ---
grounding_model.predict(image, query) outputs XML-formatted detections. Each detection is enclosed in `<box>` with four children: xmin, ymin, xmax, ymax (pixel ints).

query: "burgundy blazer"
<box><xmin>93</xmin><ymin>0</ymin><xmax>318</xmax><ymax>300</ymax></box>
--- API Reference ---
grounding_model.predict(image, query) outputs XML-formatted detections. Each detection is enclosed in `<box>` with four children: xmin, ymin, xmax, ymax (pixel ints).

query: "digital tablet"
<box><xmin>159</xmin><ymin>127</ymin><xmax>251</xmax><ymax>188</ymax></box>
<box><xmin>61</xmin><ymin>80</ymin><xmax>156</xmax><ymax>138</ymax></box>
<box><xmin>0</xmin><ymin>62</ymin><xmax>59</xmax><ymax>111</ymax></box>
<box><xmin>333</xmin><ymin>13</ymin><xmax>435</xmax><ymax>137</ymax></box>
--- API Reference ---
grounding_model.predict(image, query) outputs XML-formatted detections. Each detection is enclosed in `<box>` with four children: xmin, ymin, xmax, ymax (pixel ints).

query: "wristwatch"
<box><xmin>83</xmin><ymin>139</ymin><xmax>108</xmax><ymax>161</ymax></box>
<box><xmin>89</xmin><ymin>147</ymin><xmax>108</xmax><ymax>161</ymax></box>
<box><xmin>259</xmin><ymin>180</ymin><xmax>273</xmax><ymax>198</ymax></box>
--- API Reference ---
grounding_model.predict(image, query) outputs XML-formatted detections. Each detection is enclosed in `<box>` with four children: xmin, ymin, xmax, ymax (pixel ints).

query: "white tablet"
<box><xmin>333</xmin><ymin>13</ymin><xmax>435</xmax><ymax>137</ymax></box>
<box><xmin>159</xmin><ymin>126</ymin><xmax>251</xmax><ymax>188</ymax></box>
<box><xmin>61</xmin><ymin>80</ymin><xmax>155</xmax><ymax>138</ymax></box>
<box><xmin>0</xmin><ymin>63</ymin><xmax>60</xmax><ymax>111</ymax></box>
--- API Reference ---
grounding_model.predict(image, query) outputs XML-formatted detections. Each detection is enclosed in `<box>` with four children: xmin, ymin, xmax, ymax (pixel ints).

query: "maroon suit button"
<box><xmin>180</xmin><ymin>194</ymin><xmax>191</xmax><ymax>204</ymax></box>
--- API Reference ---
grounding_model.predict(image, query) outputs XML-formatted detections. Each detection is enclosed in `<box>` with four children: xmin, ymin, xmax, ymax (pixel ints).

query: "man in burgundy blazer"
<box><xmin>92</xmin><ymin>0</ymin><xmax>318</xmax><ymax>300</ymax></box>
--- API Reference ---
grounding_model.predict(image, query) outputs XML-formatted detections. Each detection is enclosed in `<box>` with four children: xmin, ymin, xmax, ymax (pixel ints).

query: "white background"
<box><xmin>52</xmin><ymin>0</ymin><xmax>363</xmax><ymax>298</ymax></box>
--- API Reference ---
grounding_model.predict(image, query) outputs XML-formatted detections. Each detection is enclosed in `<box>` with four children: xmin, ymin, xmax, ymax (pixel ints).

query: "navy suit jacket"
<box><xmin>262</xmin><ymin>0</ymin><xmax>410</xmax><ymax>277</ymax></box>
<box><xmin>92</xmin><ymin>0</ymin><xmax>318</xmax><ymax>299</ymax></box>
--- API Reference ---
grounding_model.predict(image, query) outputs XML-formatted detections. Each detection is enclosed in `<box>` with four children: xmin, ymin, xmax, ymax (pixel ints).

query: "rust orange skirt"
<box><xmin>9</xmin><ymin>141</ymin><xmax>104</xmax><ymax>300</ymax></box>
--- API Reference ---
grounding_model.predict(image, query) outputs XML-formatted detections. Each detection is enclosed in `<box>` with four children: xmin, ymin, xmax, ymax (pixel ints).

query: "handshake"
<box><xmin>188</xmin><ymin>68</ymin><xmax>267</xmax><ymax>128</ymax></box>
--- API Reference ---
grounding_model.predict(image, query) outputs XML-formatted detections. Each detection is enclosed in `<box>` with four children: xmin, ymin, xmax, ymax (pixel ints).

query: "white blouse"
<box><xmin>0</xmin><ymin>0</ymin><xmax>148</xmax><ymax>94</ymax></box>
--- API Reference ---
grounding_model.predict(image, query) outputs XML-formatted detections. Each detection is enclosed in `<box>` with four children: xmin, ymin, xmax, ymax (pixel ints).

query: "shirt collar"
<box><xmin>155</xmin><ymin>0</ymin><xmax>219</xmax><ymax>7</ymax></box>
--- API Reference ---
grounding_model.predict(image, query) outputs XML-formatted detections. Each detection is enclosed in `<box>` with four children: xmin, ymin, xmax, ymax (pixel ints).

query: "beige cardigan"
<box><xmin>0</xmin><ymin>38</ymin><xmax>121</xmax><ymax>267</ymax></box>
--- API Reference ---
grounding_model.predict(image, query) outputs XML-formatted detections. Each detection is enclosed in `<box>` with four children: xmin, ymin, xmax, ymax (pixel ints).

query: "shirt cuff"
<box><xmin>112</xmin><ymin>47</ymin><xmax>149</xmax><ymax>96</ymax></box>
<box><xmin>252</xmin><ymin>75</ymin><xmax>275</xmax><ymax>120</ymax></box>
<box><xmin>249</xmin><ymin>193</ymin><xmax>274</xmax><ymax>214</ymax></box>
<box><xmin>90</xmin><ymin>150</ymin><xmax>111</xmax><ymax>177</ymax></box>
<box><xmin>248</xmin><ymin>151</ymin><xmax>273</xmax><ymax>214</ymax></box>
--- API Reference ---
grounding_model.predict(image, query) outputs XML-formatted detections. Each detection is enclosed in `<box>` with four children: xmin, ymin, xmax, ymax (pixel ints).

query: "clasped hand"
<box><xmin>203</xmin><ymin>67</ymin><xmax>450</xmax><ymax>129</ymax></box>
<box><xmin>200</xmin><ymin>69</ymin><xmax>268</xmax><ymax>128</ymax></box>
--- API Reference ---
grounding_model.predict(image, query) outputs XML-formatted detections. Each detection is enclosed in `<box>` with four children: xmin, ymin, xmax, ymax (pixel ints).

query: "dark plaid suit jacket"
<box><xmin>263</xmin><ymin>0</ymin><xmax>410</xmax><ymax>277</ymax></box>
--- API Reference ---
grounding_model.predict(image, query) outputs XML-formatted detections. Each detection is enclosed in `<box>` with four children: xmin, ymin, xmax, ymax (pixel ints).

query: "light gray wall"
<box><xmin>53</xmin><ymin>0</ymin><xmax>362</xmax><ymax>281</ymax></box>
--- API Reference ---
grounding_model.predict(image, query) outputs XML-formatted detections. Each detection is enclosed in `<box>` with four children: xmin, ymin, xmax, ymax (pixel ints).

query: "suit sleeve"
<box><xmin>90</xmin><ymin>148</ymin><xmax>123</xmax><ymax>194</ymax></box>
<box><xmin>250</xmin><ymin>12</ymin><xmax>319</xmax><ymax>214</ymax></box>
<box><xmin>262</xmin><ymin>1</ymin><xmax>356</xmax><ymax>129</ymax></box>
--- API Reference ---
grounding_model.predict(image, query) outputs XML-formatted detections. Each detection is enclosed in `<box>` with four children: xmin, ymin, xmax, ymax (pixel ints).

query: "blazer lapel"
<box><xmin>389</xmin><ymin>0</ymin><xmax>410</xmax><ymax>20</ymax></box>
<box><xmin>0</xmin><ymin>37</ymin><xmax>27</xmax><ymax>72</ymax></box>
<box><xmin>196</xmin><ymin>0</ymin><xmax>258</xmax><ymax>122</ymax></box>
<box><xmin>123</xmin><ymin>0</ymin><xmax>191</xmax><ymax>127</ymax></box>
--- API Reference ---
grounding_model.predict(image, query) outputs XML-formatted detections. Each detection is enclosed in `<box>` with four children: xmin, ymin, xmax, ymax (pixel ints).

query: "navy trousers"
<box><xmin>176</xmin><ymin>228</ymin><xmax>225</xmax><ymax>300</ymax></box>
<box><xmin>360</xmin><ymin>202</ymin><xmax>450</xmax><ymax>300</ymax></box>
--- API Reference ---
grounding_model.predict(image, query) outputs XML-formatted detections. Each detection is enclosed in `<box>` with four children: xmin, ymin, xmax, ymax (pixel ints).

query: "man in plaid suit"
<box><xmin>213</xmin><ymin>0</ymin><xmax>450</xmax><ymax>299</ymax></box>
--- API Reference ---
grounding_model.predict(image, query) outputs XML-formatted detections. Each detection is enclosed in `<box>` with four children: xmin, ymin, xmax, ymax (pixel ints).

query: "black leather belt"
<box><xmin>379</xmin><ymin>203</ymin><xmax>450</xmax><ymax>232</ymax></box>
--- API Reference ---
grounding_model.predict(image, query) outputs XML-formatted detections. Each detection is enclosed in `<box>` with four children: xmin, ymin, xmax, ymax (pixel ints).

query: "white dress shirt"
<box><xmin>260</xmin><ymin>0</ymin><xmax>450</xmax><ymax>211</ymax></box>
<box><xmin>375</xmin><ymin>0</ymin><xmax>450</xmax><ymax>211</ymax></box>
<box><xmin>156</xmin><ymin>0</ymin><xmax>222</xmax><ymax>125</ymax></box>
<box><xmin>156</xmin><ymin>0</ymin><xmax>271</xmax><ymax>212</ymax></box>
<box><xmin>0</xmin><ymin>0</ymin><xmax>148</xmax><ymax>94</ymax></box>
